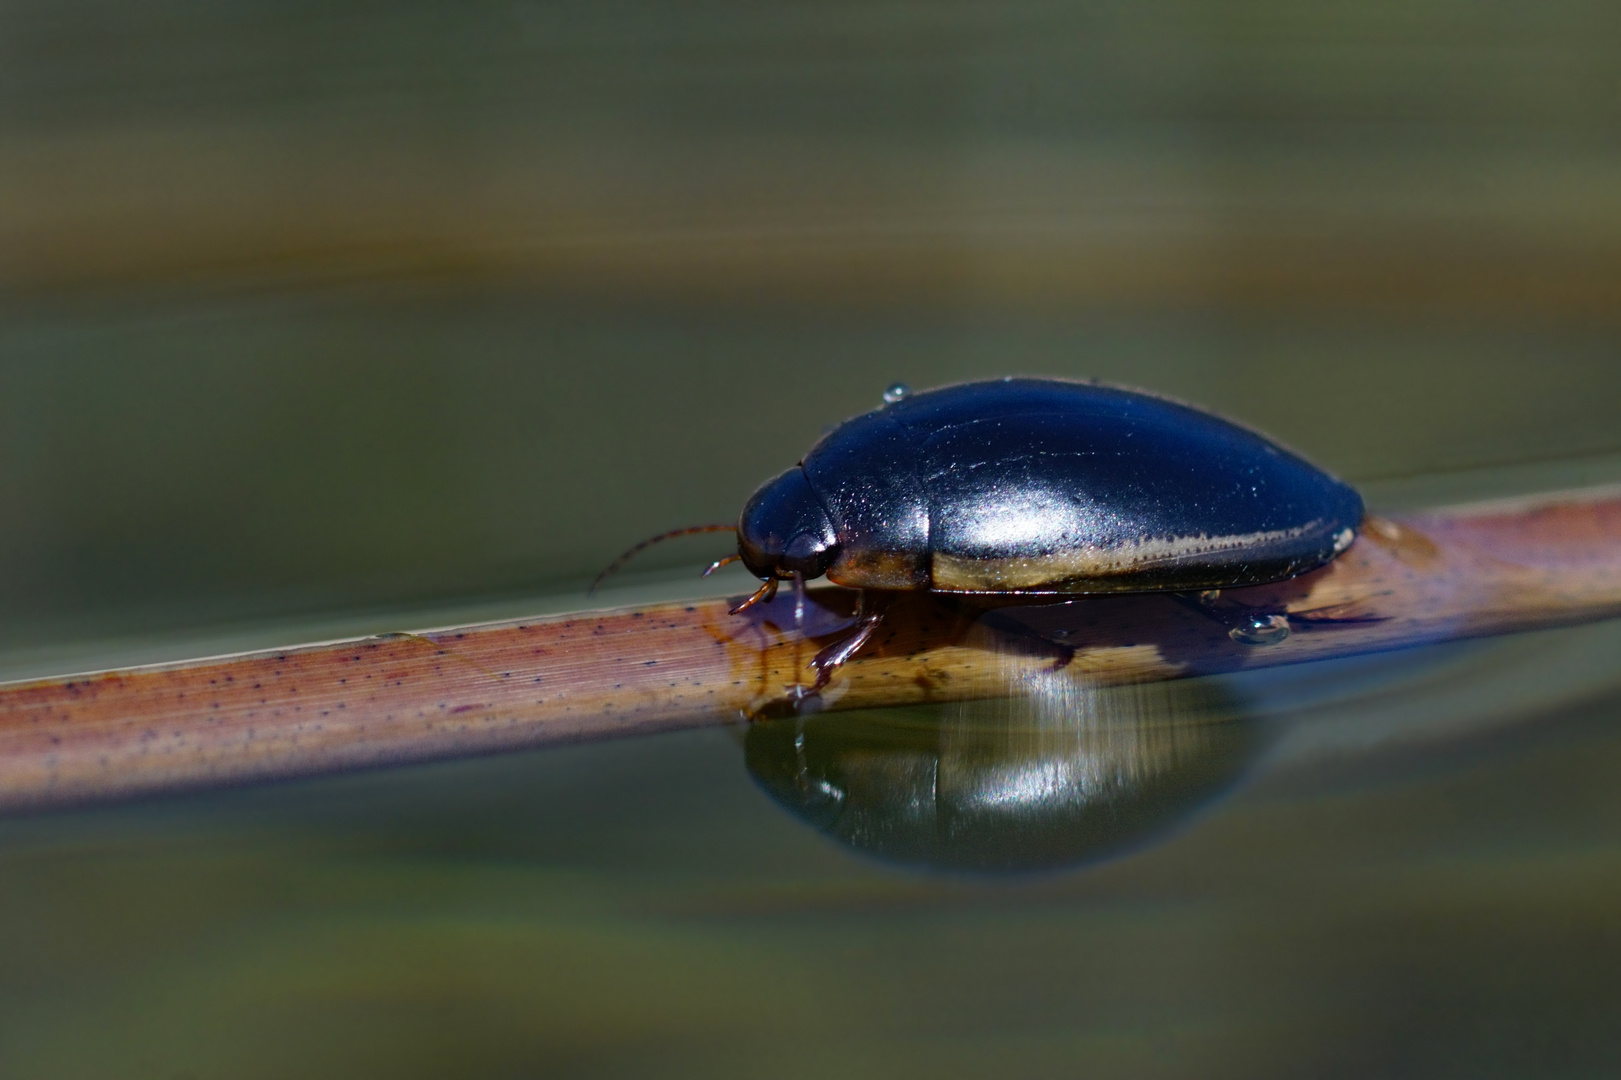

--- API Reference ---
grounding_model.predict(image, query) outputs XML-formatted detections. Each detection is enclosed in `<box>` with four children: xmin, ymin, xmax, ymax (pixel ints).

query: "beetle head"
<box><xmin>737</xmin><ymin>467</ymin><xmax>839</xmax><ymax>581</ymax></box>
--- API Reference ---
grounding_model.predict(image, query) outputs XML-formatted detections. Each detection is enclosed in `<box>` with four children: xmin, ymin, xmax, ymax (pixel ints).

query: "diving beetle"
<box><xmin>599</xmin><ymin>377</ymin><xmax>1363</xmax><ymax>694</ymax></box>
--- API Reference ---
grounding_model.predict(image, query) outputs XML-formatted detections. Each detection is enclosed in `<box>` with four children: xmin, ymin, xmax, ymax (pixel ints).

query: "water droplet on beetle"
<box><xmin>1229</xmin><ymin>613</ymin><xmax>1290</xmax><ymax>646</ymax></box>
<box><xmin>882</xmin><ymin>382</ymin><xmax>910</xmax><ymax>404</ymax></box>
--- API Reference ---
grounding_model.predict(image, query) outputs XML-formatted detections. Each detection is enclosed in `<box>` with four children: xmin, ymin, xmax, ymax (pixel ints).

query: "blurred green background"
<box><xmin>2</xmin><ymin>0</ymin><xmax>1621</xmax><ymax>1076</ymax></box>
<box><xmin>2</xmin><ymin>0</ymin><xmax>1619</xmax><ymax>648</ymax></box>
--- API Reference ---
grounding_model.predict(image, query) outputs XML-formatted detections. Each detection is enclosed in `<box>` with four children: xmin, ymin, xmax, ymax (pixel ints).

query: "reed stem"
<box><xmin>2</xmin><ymin>488</ymin><xmax>1618</xmax><ymax>810</ymax></box>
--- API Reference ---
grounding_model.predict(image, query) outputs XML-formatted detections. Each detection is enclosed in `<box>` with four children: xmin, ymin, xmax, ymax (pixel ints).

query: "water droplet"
<box><xmin>1229</xmin><ymin>613</ymin><xmax>1290</xmax><ymax>646</ymax></box>
<box><xmin>882</xmin><ymin>382</ymin><xmax>910</xmax><ymax>404</ymax></box>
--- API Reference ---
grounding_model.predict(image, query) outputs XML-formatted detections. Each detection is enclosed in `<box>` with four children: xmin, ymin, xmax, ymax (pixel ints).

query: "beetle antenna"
<box><xmin>702</xmin><ymin>555</ymin><xmax>742</xmax><ymax>577</ymax></box>
<box><xmin>589</xmin><ymin>524</ymin><xmax>737</xmax><ymax>594</ymax></box>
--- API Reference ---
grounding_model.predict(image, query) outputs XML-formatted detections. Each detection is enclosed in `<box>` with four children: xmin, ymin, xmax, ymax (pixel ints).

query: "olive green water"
<box><xmin>4</xmin><ymin>1</ymin><xmax>1621</xmax><ymax>1076</ymax></box>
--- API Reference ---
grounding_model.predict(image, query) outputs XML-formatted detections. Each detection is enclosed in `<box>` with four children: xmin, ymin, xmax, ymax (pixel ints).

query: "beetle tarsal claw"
<box><xmin>1228</xmin><ymin>612</ymin><xmax>1291</xmax><ymax>646</ymax></box>
<box><xmin>702</xmin><ymin>554</ymin><xmax>741</xmax><ymax>578</ymax></box>
<box><xmin>1175</xmin><ymin>591</ymin><xmax>1293</xmax><ymax>646</ymax></box>
<box><xmin>783</xmin><ymin>682</ymin><xmax>818</xmax><ymax>704</ymax></box>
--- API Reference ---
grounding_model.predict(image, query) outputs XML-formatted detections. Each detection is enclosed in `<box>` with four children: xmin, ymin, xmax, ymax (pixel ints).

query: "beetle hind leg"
<box><xmin>1176</xmin><ymin>590</ymin><xmax>1292</xmax><ymax>646</ymax></box>
<box><xmin>1177</xmin><ymin>589</ymin><xmax>1389</xmax><ymax>646</ymax></box>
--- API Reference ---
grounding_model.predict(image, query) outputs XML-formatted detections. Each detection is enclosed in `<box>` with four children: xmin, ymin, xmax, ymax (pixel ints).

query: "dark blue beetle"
<box><xmin>603</xmin><ymin>377</ymin><xmax>1363</xmax><ymax>691</ymax></box>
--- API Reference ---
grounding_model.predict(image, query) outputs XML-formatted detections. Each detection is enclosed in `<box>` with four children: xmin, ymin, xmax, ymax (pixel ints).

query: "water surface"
<box><xmin>3</xmin><ymin>0</ymin><xmax>1621</xmax><ymax>1074</ymax></box>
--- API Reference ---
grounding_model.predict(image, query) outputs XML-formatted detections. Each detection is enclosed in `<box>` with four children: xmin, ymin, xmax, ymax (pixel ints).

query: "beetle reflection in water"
<box><xmin>745</xmin><ymin>666</ymin><xmax>1258</xmax><ymax>873</ymax></box>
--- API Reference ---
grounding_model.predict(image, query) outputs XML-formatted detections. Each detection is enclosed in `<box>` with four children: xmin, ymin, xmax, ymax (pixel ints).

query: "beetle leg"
<box><xmin>1288</xmin><ymin>602</ymin><xmax>1389</xmax><ymax>626</ymax></box>
<box><xmin>969</xmin><ymin>606</ymin><xmax>1077</xmax><ymax>669</ymax></box>
<box><xmin>803</xmin><ymin>590</ymin><xmax>890</xmax><ymax>694</ymax></box>
<box><xmin>1174</xmin><ymin>592</ymin><xmax>1291</xmax><ymax>646</ymax></box>
<box><xmin>730</xmin><ymin>577</ymin><xmax>779</xmax><ymax>615</ymax></box>
<box><xmin>702</xmin><ymin>554</ymin><xmax>742</xmax><ymax>577</ymax></box>
<box><xmin>1176</xmin><ymin>591</ymin><xmax>1389</xmax><ymax>644</ymax></box>
<box><xmin>1225</xmin><ymin>610</ymin><xmax>1292</xmax><ymax>646</ymax></box>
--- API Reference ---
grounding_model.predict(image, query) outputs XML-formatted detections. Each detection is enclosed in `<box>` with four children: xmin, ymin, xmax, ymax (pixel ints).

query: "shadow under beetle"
<box><xmin>597</xmin><ymin>377</ymin><xmax>1364</xmax><ymax>697</ymax></box>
